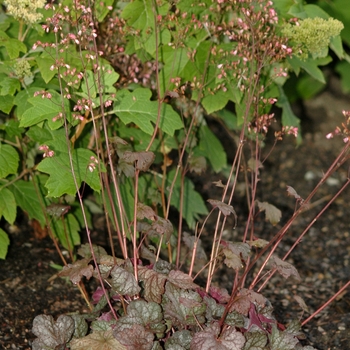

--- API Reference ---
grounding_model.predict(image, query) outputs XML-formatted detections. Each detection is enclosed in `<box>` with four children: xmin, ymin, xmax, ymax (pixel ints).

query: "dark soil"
<box><xmin>1</xmin><ymin>77</ymin><xmax>350</xmax><ymax>349</ymax></box>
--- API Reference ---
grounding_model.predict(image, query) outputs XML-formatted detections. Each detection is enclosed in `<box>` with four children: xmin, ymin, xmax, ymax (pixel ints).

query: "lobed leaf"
<box><xmin>207</xmin><ymin>199</ymin><xmax>236</xmax><ymax>217</ymax></box>
<box><xmin>59</xmin><ymin>258</ymin><xmax>93</xmax><ymax>284</ymax></box>
<box><xmin>269</xmin><ymin>325</ymin><xmax>299</xmax><ymax>350</ymax></box>
<box><xmin>110</xmin><ymin>265</ymin><xmax>141</xmax><ymax>296</ymax></box>
<box><xmin>0</xmin><ymin>143</ymin><xmax>19</xmax><ymax>178</ymax></box>
<box><xmin>32</xmin><ymin>314</ymin><xmax>74</xmax><ymax>350</ymax></box>
<box><xmin>163</xmin><ymin>283</ymin><xmax>206</xmax><ymax>327</ymax></box>
<box><xmin>243</xmin><ymin>331</ymin><xmax>267</xmax><ymax>350</ymax></box>
<box><xmin>256</xmin><ymin>201</ymin><xmax>282</xmax><ymax>226</ymax></box>
<box><xmin>0</xmin><ymin>188</ymin><xmax>16</xmax><ymax>224</ymax></box>
<box><xmin>0</xmin><ymin>228</ymin><xmax>10</xmax><ymax>259</ymax></box>
<box><xmin>191</xmin><ymin>322</ymin><xmax>245</xmax><ymax>350</ymax></box>
<box><xmin>167</xmin><ymin>270</ymin><xmax>198</xmax><ymax>290</ymax></box>
<box><xmin>111</xmin><ymin>88</ymin><xmax>183</xmax><ymax>136</ymax></box>
<box><xmin>269</xmin><ymin>255</ymin><xmax>301</xmax><ymax>281</ymax></box>
<box><xmin>138</xmin><ymin>266</ymin><xmax>167</xmax><ymax>303</ymax></box>
<box><xmin>70</xmin><ymin>330</ymin><xmax>126</xmax><ymax>350</ymax></box>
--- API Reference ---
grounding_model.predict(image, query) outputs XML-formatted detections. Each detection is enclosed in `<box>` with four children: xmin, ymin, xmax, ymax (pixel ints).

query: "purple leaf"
<box><xmin>191</xmin><ymin>322</ymin><xmax>245</xmax><ymax>350</ymax></box>
<box><xmin>138</xmin><ymin>266</ymin><xmax>167</xmax><ymax>303</ymax></box>
<box><xmin>137</xmin><ymin>202</ymin><xmax>156</xmax><ymax>220</ymax></box>
<box><xmin>269</xmin><ymin>325</ymin><xmax>299</xmax><ymax>350</ymax></box>
<box><xmin>269</xmin><ymin>255</ymin><xmax>301</xmax><ymax>281</ymax></box>
<box><xmin>286</xmin><ymin>186</ymin><xmax>302</xmax><ymax>200</ymax></box>
<box><xmin>114</xmin><ymin>324</ymin><xmax>154</xmax><ymax>350</ymax></box>
<box><xmin>209</xmin><ymin>286</ymin><xmax>230</xmax><ymax>304</ymax></box>
<box><xmin>183</xmin><ymin>231</ymin><xmax>207</xmax><ymax>261</ymax></box>
<box><xmin>46</xmin><ymin>203</ymin><xmax>70</xmax><ymax>217</ymax></box>
<box><xmin>32</xmin><ymin>314</ymin><xmax>74</xmax><ymax>350</ymax></box>
<box><xmin>121</xmin><ymin>151</ymin><xmax>155</xmax><ymax>171</ymax></box>
<box><xmin>256</xmin><ymin>200</ymin><xmax>281</xmax><ymax>225</ymax></box>
<box><xmin>110</xmin><ymin>265</ymin><xmax>141</xmax><ymax>296</ymax></box>
<box><xmin>167</xmin><ymin>269</ymin><xmax>198</xmax><ymax>289</ymax></box>
<box><xmin>208</xmin><ymin>199</ymin><xmax>237</xmax><ymax>218</ymax></box>
<box><xmin>59</xmin><ymin>258</ymin><xmax>93</xmax><ymax>284</ymax></box>
<box><xmin>70</xmin><ymin>329</ymin><xmax>126</xmax><ymax>350</ymax></box>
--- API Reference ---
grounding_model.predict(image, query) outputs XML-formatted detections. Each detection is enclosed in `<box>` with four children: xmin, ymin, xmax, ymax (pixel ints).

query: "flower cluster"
<box><xmin>14</xmin><ymin>59</ymin><xmax>32</xmax><ymax>79</ymax></box>
<box><xmin>282</xmin><ymin>17</ymin><xmax>344</xmax><ymax>59</ymax></box>
<box><xmin>39</xmin><ymin>145</ymin><xmax>54</xmax><ymax>158</ymax></box>
<box><xmin>326</xmin><ymin>110</ymin><xmax>350</xmax><ymax>143</ymax></box>
<box><xmin>4</xmin><ymin>0</ymin><xmax>46</xmax><ymax>24</ymax></box>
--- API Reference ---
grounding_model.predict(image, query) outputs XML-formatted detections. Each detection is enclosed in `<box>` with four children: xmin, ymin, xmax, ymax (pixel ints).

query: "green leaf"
<box><xmin>111</xmin><ymin>88</ymin><xmax>183</xmax><ymax>136</ymax></box>
<box><xmin>95</xmin><ymin>0</ymin><xmax>114</xmax><ymax>22</ymax></box>
<box><xmin>167</xmin><ymin>169</ymin><xmax>208</xmax><ymax>229</ymax></box>
<box><xmin>50</xmin><ymin>213</ymin><xmax>81</xmax><ymax>250</ymax></box>
<box><xmin>198</xmin><ymin>125</ymin><xmax>226</xmax><ymax>172</ymax></box>
<box><xmin>0</xmin><ymin>228</ymin><xmax>10</xmax><ymax>259</ymax></box>
<box><xmin>4</xmin><ymin>120</ymin><xmax>25</xmax><ymax>138</ymax></box>
<box><xmin>13</xmin><ymin>87</ymin><xmax>40</xmax><ymax>119</ymax></box>
<box><xmin>36</xmin><ymin>56</ymin><xmax>57</xmax><ymax>84</ymax></box>
<box><xmin>0</xmin><ymin>143</ymin><xmax>19</xmax><ymax>178</ymax></box>
<box><xmin>0</xmin><ymin>77</ymin><xmax>20</xmax><ymax>96</ymax></box>
<box><xmin>19</xmin><ymin>90</ymin><xmax>72</xmax><ymax>130</ymax></box>
<box><xmin>276</xmin><ymin>85</ymin><xmax>301</xmax><ymax>143</ymax></box>
<box><xmin>0</xmin><ymin>95</ymin><xmax>14</xmax><ymax>113</ymax></box>
<box><xmin>296</xmin><ymin>75</ymin><xmax>325</xmax><ymax>99</ymax></box>
<box><xmin>9</xmin><ymin>177</ymin><xmax>48</xmax><ymax>227</ymax></box>
<box><xmin>81</xmin><ymin>66</ymin><xmax>119</xmax><ymax>99</ymax></box>
<box><xmin>201</xmin><ymin>90</ymin><xmax>229</xmax><ymax>115</ymax></box>
<box><xmin>159</xmin><ymin>46</ymin><xmax>191</xmax><ymax>95</ymax></box>
<box><xmin>335</xmin><ymin>61</ymin><xmax>350</xmax><ymax>93</ymax></box>
<box><xmin>0</xmin><ymin>188</ymin><xmax>16</xmax><ymax>224</ymax></box>
<box><xmin>0</xmin><ymin>31</ymin><xmax>27</xmax><ymax>59</ymax></box>
<box><xmin>37</xmin><ymin>147</ymin><xmax>104</xmax><ymax>197</ymax></box>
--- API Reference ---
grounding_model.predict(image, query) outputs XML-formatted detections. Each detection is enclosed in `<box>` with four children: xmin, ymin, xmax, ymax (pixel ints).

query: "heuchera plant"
<box><xmin>0</xmin><ymin>0</ymin><xmax>349</xmax><ymax>349</ymax></box>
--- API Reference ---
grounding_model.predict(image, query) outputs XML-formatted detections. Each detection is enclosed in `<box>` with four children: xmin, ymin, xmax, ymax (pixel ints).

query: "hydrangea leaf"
<box><xmin>37</xmin><ymin>147</ymin><xmax>104</xmax><ymax>197</ymax></box>
<box><xmin>167</xmin><ymin>169</ymin><xmax>208</xmax><ymax>229</ymax></box>
<box><xmin>8</xmin><ymin>178</ymin><xmax>47</xmax><ymax>226</ymax></box>
<box><xmin>0</xmin><ymin>187</ymin><xmax>16</xmax><ymax>224</ymax></box>
<box><xmin>19</xmin><ymin>90</ymin><xmax>72</xmax><ymax>130</ymax></box>
<box><xmin>0</xmin><ymin>31</ymin><xmax>27</xmax><ymax>59</ymax></box>
<box><xmin>0</xmin><ymin>95</ymin><xmax>14</xmax><ymax>113</ymax></box>
<box><xmin>0</xmin><ymin>143</ymin><xmax>19</xmax><ymax>178</ymax></box>
<box><xmin>198</xmin><ymin>126</ymin><xmax>227</xmax><ymax>172</ymax></box>
<box><xmin>111</xmin><ymin>88</ymin><xmax>183</xmax><ymax>136</ymax></box>
<box><xmin>0</xmin><ymin>228</ymin><xmax>10</xmax><ymax>260</ymax></box>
